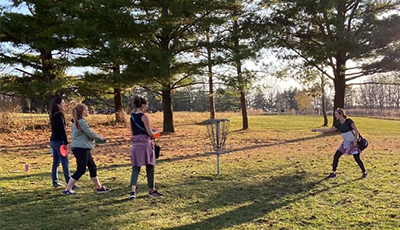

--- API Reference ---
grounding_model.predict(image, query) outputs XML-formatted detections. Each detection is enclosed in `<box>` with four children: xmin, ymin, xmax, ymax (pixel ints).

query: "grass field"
<box><xmin>1</xmin><ymin>112</ymin><xmax>399</xmax><ymax>230</ymax></box>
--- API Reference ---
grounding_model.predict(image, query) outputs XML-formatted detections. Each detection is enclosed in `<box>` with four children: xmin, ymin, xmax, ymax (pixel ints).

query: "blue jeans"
<box><xmin>50</xmin><ymin>141</ymin><xmax>71</xmax><ymax>186</ymax></box>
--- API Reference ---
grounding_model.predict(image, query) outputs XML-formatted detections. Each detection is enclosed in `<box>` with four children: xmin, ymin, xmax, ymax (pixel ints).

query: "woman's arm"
<box><xmin>54</xmin><ymin>113</ymin><xmax>69</xmax><ymax>145</ymax></box>
<box><xmin>311</xmin><ymin>126</ymin><xmax>338</xmax><ymax>133</ymax></box>
<box><xmin>351</xmin><ymin>122</ymin><xmax>359</xmax><ymax>145</ymax></box>
<box><xmin>142</xmin><ymin>114</ymin><xmax>160</xmax><ymax>139</ymax></box>
<box><xmin>78</xmin><ymin>119</ymin><xmax>104</xmax><ymax>140</ymax></box>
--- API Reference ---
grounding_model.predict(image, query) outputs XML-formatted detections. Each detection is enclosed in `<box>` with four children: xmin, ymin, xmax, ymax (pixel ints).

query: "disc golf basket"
<box><xmin>205</xmin><ymin>119</ymin><xmax>231</xmax><ymax>176</ymax></box>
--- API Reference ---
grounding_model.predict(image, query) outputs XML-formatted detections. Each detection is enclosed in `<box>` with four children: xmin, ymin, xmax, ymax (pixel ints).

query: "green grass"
<box><xmin>1</xmin><ymin>114</ymin><xmax>399</xmax><ymax>229</ymax></box>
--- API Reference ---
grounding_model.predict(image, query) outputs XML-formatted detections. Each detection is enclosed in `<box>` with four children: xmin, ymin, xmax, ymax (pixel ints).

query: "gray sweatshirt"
<box><xmin>71</xmin><ymin>118</ymin><xmax>103</xmax><ymax>150</ymax></box>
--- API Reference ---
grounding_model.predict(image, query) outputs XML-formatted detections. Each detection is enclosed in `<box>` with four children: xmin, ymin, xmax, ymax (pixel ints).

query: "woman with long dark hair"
<box><xmin>312</xmin><ymin>108</ymin><xmax>367</xmax><ymax>179</ymax></box>
<box><xmin>49</xmin><ymin>97</ymin><xmax>73</xmax><ymax>188</ymax></box>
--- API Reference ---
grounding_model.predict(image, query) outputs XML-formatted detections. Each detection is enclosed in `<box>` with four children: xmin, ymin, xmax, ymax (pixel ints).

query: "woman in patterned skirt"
<box><xmin>312</xmin><ymin>108</ymin><xmax>367</xmax><ymax>179</ymax></box>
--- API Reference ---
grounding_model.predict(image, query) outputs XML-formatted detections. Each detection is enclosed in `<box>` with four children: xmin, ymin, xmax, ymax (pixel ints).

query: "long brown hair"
<box><xmin>72</xmin><ymin>104</ymin><xmax>87</xmax><ymax>129</ymax></box>
<box><xmin>50</xmin><ymin>97</ymin><xmax>64</xmax><ymax>124</ymax></box>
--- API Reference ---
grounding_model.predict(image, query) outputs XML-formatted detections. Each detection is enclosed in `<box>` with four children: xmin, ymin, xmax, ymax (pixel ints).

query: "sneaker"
<box><xmin>148</xmin><ymin>190</ymin><xmax>163</xmax><ymax>197</ymax></box>
<box><xmin>326</xmin><ymin>173</ymin><xmax>336</xmax><ymax>179</ymax></box>
<box><xmin>128</xmin><ymin>192</ymin><xmax>136</xmax><ymax>200</ymax></box>
<box><xmin>62</xmin><ymin>190</ymin><xmax>77</xmax><ymax>196</ymax></box>
<box><xmin>362</xmin><ymin>172</ymin><xmax>368</xmax><ymax>179</ymax></box>
<box><xmin>72</xmin><ymin>184</ymin><xmax>79</xmax><ymax>190</ymax></box>
<box><xmin>96</xmin><ymin>186</ymin><xmax>111</xmax><ymax>193</ymax></box>
<box><xmin>53</xmin><ymin>183</ymin><xmax>63</xmax><ymax>188</ymax></box>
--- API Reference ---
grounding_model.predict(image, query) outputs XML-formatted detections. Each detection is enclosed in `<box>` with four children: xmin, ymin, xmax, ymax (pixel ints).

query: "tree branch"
<box><xmin>171</xmin><ymin>73</ymin><xmax>192</xmax><ymax>89</ymax></box>
<box><xmin>277</xmin><ymin>37</ymin><xmax>334</xmax><ymax>81</ymax></box>
<box><xmin>138</xmin><ymin>85</ymin><xmax>162</xmax><ymax>96</ymax></box>
<box><xmin>1</xmin><ymin>54</ymin><xmax>43</xmax><ymax>71</ymax></box>
<box><xmin>346</xmin><ymin>0</ymin><xmax>361</xmax><ymax>31</ymax></box>
<box><xmin>172</xmin><ymin>81</ymin><xmax>203</xmax><ymax>90</ymax></box>
<box><xmin>348</xmin><ymin>81</ymin><xmax>400</xmax><ymax>86</ymax></box>
<box><xmin>15</xmin><ymin>68</ymin><xmax>34</xmax><ymax>77</ymax></box>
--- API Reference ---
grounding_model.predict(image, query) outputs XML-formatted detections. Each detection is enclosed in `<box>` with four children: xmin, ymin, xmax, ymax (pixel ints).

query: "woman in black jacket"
<box><xmin>49</xmin><ymin>97</ymin><xmax>74</xmax><ymax>188</ymax></box>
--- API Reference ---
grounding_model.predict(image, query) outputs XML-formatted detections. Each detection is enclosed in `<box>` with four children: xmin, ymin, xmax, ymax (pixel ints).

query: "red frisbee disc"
<box><xmin>60</xmin><ymin>145</ymin><xmax>68</xmax><ymax>157</ymax></box>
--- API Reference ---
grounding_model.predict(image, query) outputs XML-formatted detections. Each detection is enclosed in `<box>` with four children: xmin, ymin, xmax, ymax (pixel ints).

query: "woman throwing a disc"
<box><xmin>128</xmin><ymin>96</ymin><xmax>162</xmax><ymax>199</ymax></box>
<box><xmin>49</xmin><ymin>97</ymin><xmax>73</xmax><ymax>188</ymax></box>
<box><xmin>311</xmin><ymin>108</ymin><xmax>367</xmax><ymax>179</ymax></box>
<box><xmin>62</xmin><ymin>103</ymin><xmax>111</xmax><ymax>195</ymax></box>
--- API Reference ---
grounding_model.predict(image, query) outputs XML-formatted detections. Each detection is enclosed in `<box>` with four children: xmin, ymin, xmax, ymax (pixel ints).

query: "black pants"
<box><xmin>71</xmin><ymin>148</ymin><xmax>97</xmax><ymax>180</ymax></box>
<box><xmin>332</xmin><ymin>150</ymin><xmax>366</xmax><ymax>173</ymax></box>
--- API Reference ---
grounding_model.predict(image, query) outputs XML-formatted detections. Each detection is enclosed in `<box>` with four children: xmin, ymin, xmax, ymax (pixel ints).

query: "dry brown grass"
<box><xmin>0</xmin><ymin>111</ymin><xmax>236</xmax><ymax>161</ymax></box>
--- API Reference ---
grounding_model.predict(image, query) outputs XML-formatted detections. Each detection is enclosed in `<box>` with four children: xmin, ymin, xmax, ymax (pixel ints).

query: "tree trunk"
<box><xmin>322</xmin><ymin>93</ymin><xmax>328</xmax><ymax>126</ymax></box>
<box><xmin>40</xmin><ymin>48</ymin><xmax>54</xmax><ymax>84</ymax></box>
<box><xmin>41</xmin><ymin>48</ymin><xmax>57</xmax><ymax>110</ymax></box>
<box><xmin>233</xmin><ymin>19</ymin><xmax>248</xmax><ymax>130</ymax></box>
<box><xmin>333</xmin><ymin>66</ymin><xmax>346</xmax><ymax>125</ymax></box>
<box><xmin>158</xmin><ymin>3</ymin><xmax>175</xmax><ymax>131</ymax></box>
<box><xmin>162</xmin><ymin>88</ymin><xmax>174</xmax><ymax>132</ymax></box>
<box><xmin>321</xmin><ymin>72</ymin><xmax>328</xmax><ymax>126</ymax></box>
<box><xmin>113</xmin><ymin>66</ymin><xmax>125</xmax><ymax>124</ymax></box>
<box><xmin>240</xmin><ymin>91</ymin><xmax>248</xmax><ymax>130</ymax></box>
<box><xmin>332</xmin><ymin>2</ymin><xmax>347</xmax><ymax>125</ymax></box>
<box><xmin>114</xmin><ymin>87</ymin><xmax>125</xmax><ymax>124</ymax></box>
<box><xmin>207</xmin><ymin>33</ymin><xmax>215</xmax><ymax>119</ymax></box>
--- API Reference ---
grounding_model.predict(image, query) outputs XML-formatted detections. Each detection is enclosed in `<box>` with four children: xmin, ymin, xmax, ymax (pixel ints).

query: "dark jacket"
<box><xmin>50</xmin><ymin>112</ymin><xmax>68</xmax><ymax>145</ymax></box>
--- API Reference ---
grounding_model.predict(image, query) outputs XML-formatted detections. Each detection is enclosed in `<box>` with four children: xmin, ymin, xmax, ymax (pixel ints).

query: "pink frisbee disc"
<box><xmin>60</xmin><ymin>145</ymin><xmax>68</xmax><ymax>157</ymax></box>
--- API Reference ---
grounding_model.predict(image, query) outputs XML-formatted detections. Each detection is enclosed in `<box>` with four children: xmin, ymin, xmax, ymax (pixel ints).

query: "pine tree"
<box><xmin>216</xmin><ymin>1</ymin><xmax>262</xmax><ymax>129</ymax></box>
<box><xmin>264</xmin><ymin>0</ymin><xmax>400</xmax><ymax>124</ymax></box>
<box><xmin>125</xmin><ymin>0</ymin><xmax>230</xmax><ymax>132</ymax></box>
<box><xmin>0</xmin><ymin>0</ymin><xmax>79</xmax><ymax>108</ymax></box>
<box><xmin>70</xmin><ymin>0</ymin><xmax>144</xmax><ymax>123</ymax></box>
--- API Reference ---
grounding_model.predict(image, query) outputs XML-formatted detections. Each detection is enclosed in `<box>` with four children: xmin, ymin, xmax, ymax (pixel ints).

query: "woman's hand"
<box><xmin>153</xmin><ymin>128</ymin><xmax>161</xmax><ymax>134</ymax></box>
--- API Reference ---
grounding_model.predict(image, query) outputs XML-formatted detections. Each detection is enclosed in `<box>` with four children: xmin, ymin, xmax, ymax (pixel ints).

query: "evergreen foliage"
<box><xmin>263</xmin><ymin>0</ymin><xmax>400</xmax><ymax>123</ymax></box>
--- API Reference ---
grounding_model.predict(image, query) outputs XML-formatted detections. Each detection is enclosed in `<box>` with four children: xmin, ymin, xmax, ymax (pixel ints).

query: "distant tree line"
<box><xmin>345</xmin><ymin>75</ymin><xmax>400</xmax><ymax>110</ymax></box>
<box><xmin>1</xmin><ymin>74</ymin><xmax>399</xmax><ymax>119</ymax></box>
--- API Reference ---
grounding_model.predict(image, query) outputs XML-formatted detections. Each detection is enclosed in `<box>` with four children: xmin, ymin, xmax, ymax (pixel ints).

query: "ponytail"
<box><xmin>72</xmin><ymin>108</ymin><xmax>80</xmax><ymax>129</ymax></box>
<box><xmin>72</xmin><ymin>104</ymin><xmax>87</xmax><ymax>129</ymax></box>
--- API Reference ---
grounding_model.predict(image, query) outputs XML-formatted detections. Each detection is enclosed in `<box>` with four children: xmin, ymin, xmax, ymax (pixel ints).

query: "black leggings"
<box><xmin>71</xmin><ymin>148</ymin><xmax>97</xmax><ymax>180</ymax></box>
<box><xmin>332</xmin><ymin>150</ymin><xmax>366</xmax><ymax>173</ymax></box>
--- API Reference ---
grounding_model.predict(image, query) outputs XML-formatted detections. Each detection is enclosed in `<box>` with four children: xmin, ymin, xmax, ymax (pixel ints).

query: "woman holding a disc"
<box><xmin>128</xmin><ymin>96</ymin><xmax>162</xmax><ymax>200</ymax></box>
<box><xmin>49</xmin><ymin>97</ymin><xmax>73</xmax><ymax>188</ymax></box>
<box><xmin>311</xmin><ymin>108</ymin><xmax>367</xmax><ymax>179</ymax></box>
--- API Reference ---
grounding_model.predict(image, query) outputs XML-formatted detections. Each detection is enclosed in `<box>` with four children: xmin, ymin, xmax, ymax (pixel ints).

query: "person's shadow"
<box><xmin>164</xmin><ymin>173</ymin><xmax>344</xmax><ymax>230</ymax></box>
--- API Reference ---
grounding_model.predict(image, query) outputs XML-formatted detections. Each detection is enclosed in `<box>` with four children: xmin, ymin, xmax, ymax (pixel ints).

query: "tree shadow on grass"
<box><xmin>1</xmin><ymin>133</ymin><xmax>332</xmax><ymax>182</ymax></box>
<box><xmin>0</xmin><ymin>165</ymin><xmax>361</xmax><ymax>229</ymax></box>
<box><xmin>0</xmin><ymin>142</ymin><xmax>49</xmax><ymax>153</ymax></box>
<box><xmin>165</xmin><ymin>173</ymin><xmax>353</xmax><ymax>230</ymax></box>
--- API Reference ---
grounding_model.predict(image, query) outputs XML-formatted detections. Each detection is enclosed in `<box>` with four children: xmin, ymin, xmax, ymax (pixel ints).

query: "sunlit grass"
<box><xmin>1</xmin><ymin>112</ymin><xmax>399</xmax><ymax>229</ymax></box>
